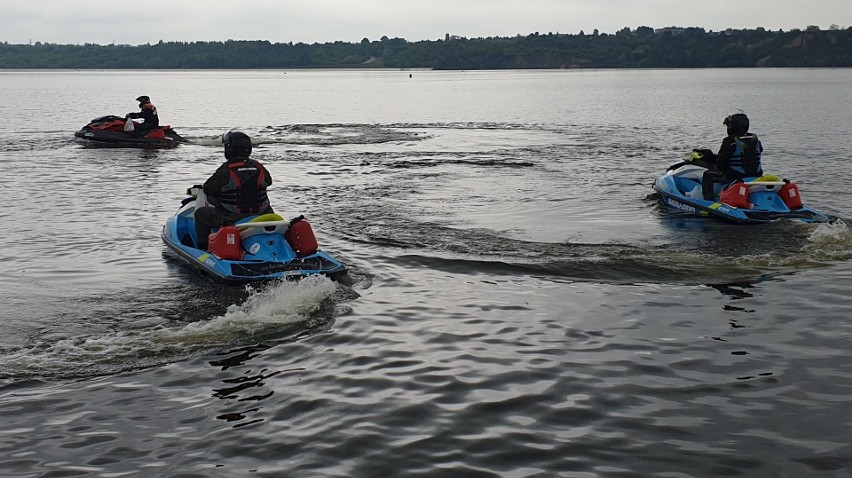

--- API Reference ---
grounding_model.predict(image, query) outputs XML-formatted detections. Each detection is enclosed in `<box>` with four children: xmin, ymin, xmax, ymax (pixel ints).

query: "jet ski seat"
<box><xmin>236</xmin><ymin>213</ymin><xmax>289</xmax><ymax>240</ymax></box>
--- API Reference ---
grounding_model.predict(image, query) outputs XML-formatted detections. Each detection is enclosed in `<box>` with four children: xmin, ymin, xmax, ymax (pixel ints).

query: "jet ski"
<box><xmin>162</xmin><ymin>186</ymin><xmax>348</xmax><ymax>285</ymax></box>
<box><xmin>652</xmin><ymin>154</ymin><xmax>837</xmax><ymax>224</ymax></box>
<box><xmin>74</xmin><ymin>115</ymin><xmax>187</xmax><ymax>148</ymax></box>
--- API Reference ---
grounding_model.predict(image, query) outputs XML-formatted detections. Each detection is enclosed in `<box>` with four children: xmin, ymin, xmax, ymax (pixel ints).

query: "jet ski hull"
<box><xmin>162</xmin><ymin>192</ymin><xmax>348</xmax><ymax>285</ymax></box>
<box><xmin>653</xmin><ymin>162</ymin><xmax>836</xmax><ymax>224</ymax></box>
<box><xmin>74</xmin><ymin>115</ymin><xmax>187</xmax><ymax>148</ymax></box>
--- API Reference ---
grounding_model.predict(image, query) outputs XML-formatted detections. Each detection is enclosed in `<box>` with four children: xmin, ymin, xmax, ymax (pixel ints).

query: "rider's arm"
<box><xmin>264</xmin><ymin>165</ymin><xmax>273</xmax><ymax>186</ymax></box>
<box><xmin>715</xmin><ymin>137</ymin><xmax>735</xmax><ymax>174</ymax></box>
<box><xmin>203</xmin><ymin>164</ymin><xmax>229</xmax><ymax>197</ymax></box>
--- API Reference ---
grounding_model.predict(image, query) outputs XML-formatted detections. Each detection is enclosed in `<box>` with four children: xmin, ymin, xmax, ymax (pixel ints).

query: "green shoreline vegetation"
<box><xmin>2</xmin><ymin>25</ymin><xmax>851</xmax><ymax>69</ymax></box>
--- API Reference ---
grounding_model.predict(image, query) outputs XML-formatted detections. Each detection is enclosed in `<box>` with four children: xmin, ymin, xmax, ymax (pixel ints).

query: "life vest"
<box><xmin>217</xmin><ymin>159</ymin><xmax>270</xmax><ymax>214</ymax></box>
<box><xmin>728</xmin><ymin>134</ymin><xmax>763</xmax><ymax>176</ymax></box>
<box><xmin>140</xmin><ymin>102</ymin><xmax>159</xmax><ymax>127</ymax></box>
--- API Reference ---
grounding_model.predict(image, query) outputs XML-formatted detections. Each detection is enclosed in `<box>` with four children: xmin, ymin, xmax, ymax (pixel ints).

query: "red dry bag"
<box><xmin>779</xmin><ymin>181</ymin><xmax>803</xmax><ymax>210</ymax></box>
<box><xmin>208</xmin><ymin>226</ymin><xmax>242</xmax><ymax>260</ymax></box>
<box><xmin>285</xmin><ymin>218</ymin><xmax>319</xmax><ymax>257</ymax></box>
<box><xmin>719</xmin><ymin>183</ymin><xmax>750</xmax><ymax>209</ymax></box>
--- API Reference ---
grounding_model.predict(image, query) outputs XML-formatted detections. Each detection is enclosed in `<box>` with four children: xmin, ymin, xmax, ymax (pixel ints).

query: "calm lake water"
<box><xmin>1</xmin><ymin>68</ymin><xmax>851</xmax><ymax>477</ymax></box>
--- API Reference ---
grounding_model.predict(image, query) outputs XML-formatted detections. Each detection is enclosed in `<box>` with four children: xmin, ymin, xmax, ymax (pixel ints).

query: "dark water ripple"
<box><xmin>3</xmin><ymin>268</ymin><xmax>852</xmax><ymax>477</ymax></box>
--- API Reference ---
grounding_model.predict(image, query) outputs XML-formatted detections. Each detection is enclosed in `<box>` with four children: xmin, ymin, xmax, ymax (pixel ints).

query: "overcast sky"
<box><xmin>2</xmin><ymin>0</ymin><xmax>850</xmax><ymax>45</ymax></box>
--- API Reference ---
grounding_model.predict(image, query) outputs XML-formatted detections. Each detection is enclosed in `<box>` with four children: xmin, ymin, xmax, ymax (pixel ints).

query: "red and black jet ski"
<box><xmin>74</xmin><ymin>115</ymin><xmax>187</xmax><ymax>148</ymax></box>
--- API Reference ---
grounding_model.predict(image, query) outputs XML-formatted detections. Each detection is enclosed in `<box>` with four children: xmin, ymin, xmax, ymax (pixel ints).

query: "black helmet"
<box><xmin>223</xmin><ymin>129</ymin><xmax>252</xmax><ymax>160</ymax></box>
<box><xmin>723</xmin><ymin>111</ymin><xmax>749</xmax><ymax>136</ymax></box>
<box><xmin>136</xmin><ymin>95</ymin><xmax>150</xmax><ymax>104</ymax></box>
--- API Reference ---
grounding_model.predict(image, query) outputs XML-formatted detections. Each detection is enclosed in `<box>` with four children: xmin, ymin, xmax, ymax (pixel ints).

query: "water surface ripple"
<box><xmin>1</xmin><ymin>69</ymin><xmax>851</xmax><ymax>477</ymax></box>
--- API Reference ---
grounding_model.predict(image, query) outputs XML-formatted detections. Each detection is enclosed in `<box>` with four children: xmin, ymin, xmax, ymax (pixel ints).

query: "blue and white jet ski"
<box><xmin>162</xmin><ymin>187</ymin><xmax>348</xmax><ymax>284</ymax></box>
<box><xmin>653</xmin><ymin>157</ymin><xmax>837</xmax><ymax>224</ymax></box>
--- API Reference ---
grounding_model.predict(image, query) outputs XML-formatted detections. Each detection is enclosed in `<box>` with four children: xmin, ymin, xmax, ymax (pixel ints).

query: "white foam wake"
<box><xmin>0</xmin><ymin>275</ymin><xmax>339</xmax><ymax>379</ymax></box>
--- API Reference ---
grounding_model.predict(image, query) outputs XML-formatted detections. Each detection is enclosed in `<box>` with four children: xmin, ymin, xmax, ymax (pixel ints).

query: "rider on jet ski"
<box><xmin>194</xmin><ymin>130</ymin><xmax>275</xmax><ymax>251</ymax></box>
<box><xmin>701</xmin><ymin>111</ymin><xmax>764</xmax><ymax>200</ymax></box>
<box><xmin>126</xmin><ymin>95</ymin><xmax>159</xmax><ymax>137</ymax></box>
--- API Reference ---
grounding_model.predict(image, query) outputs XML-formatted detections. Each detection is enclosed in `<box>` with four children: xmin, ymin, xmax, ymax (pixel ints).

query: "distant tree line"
<box><xmin>2</xmin><ymin>26</ymin><xmax>852</xmax><ymax>69</ymax></box>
